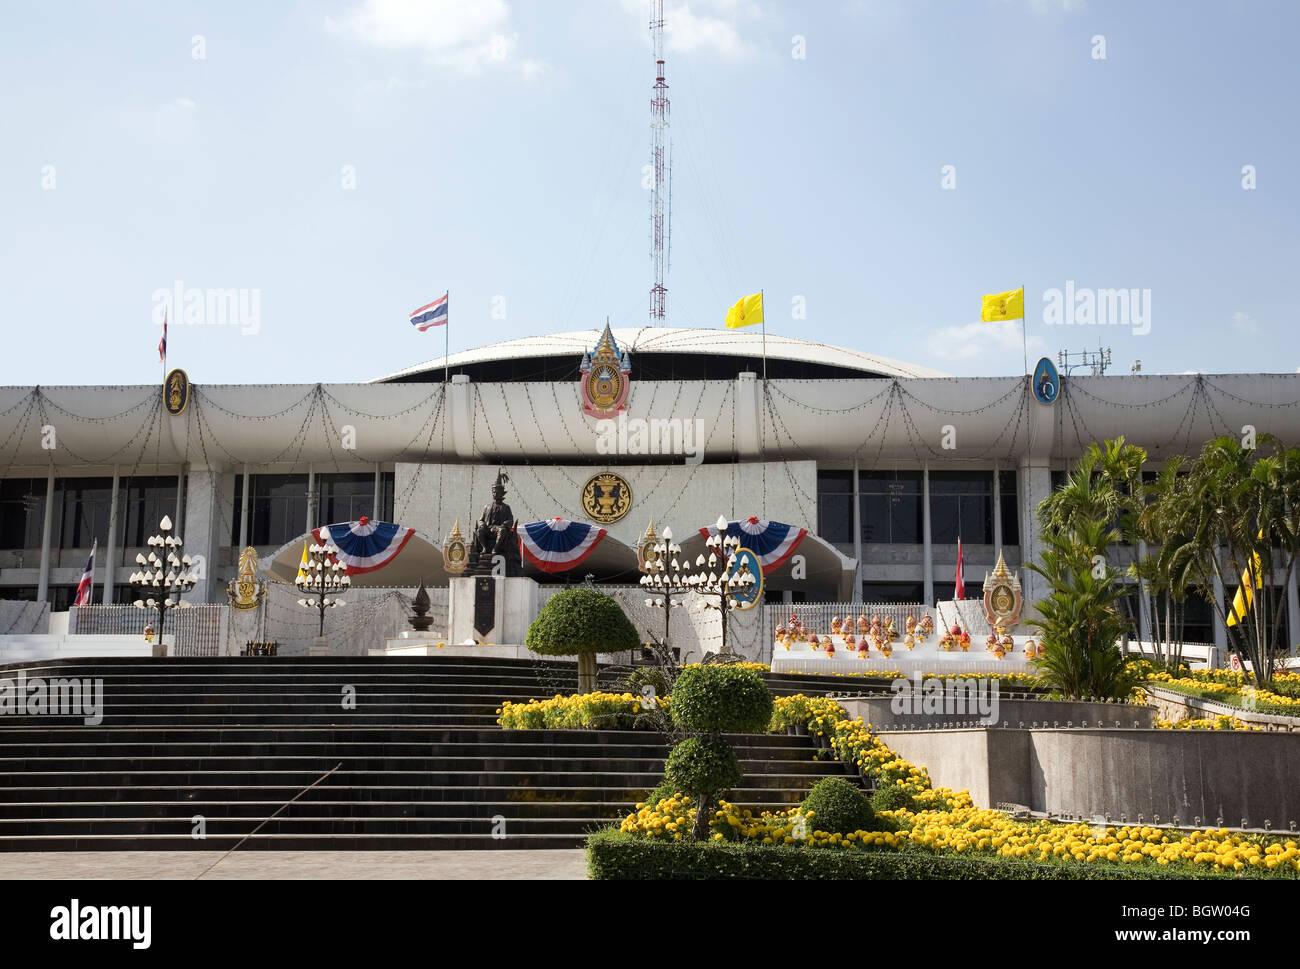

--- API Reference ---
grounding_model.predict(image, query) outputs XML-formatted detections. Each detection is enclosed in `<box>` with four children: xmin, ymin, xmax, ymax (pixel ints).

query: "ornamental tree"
<box><xmin>665</xmin><ymin>663</ymin><xmax>773</xmax><ymax>838</ymax></box>
<box><xmin>525</xmin><ymin>588</ymin><xmax>640</xmax><ymax>693</ymax></box>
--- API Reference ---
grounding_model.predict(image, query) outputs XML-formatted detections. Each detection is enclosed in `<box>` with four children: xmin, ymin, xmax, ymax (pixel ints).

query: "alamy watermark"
<box><xmin>1042</xmin><ymin>281</ymin><xmax>1151</xmax><ymax>336</ymax></box>
<box><xmin>0</xmin><ymin>671</ymin><xmax>103</xmax><ymax>725</ymax></box>
<box><xmin>152</xmin><ymin>279</ymin><xmax>261</xmax><ymax>335</ymax></box>
<box><xmin>595</xmin><ymin>415</ymin><xmax>705</xmax><ymax>465</ymax></box>
<box><xmin>890</xmin><ymin>673</ymin><xmax>1000</xmax><ymax>725</ymax></box>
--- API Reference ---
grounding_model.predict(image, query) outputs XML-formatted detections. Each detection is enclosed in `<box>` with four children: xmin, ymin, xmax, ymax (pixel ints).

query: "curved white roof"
<box><xmin>373</xmin><ymin>326</ymin><xmax>950</xmax><ymax>382</ymax></box>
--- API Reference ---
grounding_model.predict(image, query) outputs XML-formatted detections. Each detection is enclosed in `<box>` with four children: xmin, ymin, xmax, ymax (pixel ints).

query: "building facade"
<box><xmin>2</xmin><ymin>325</ymin><xmax>1298</xmax><ymax>653</ymax></box>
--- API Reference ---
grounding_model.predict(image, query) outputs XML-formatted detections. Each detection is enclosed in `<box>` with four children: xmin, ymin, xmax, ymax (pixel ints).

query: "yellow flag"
<box><xmin>980</xmin><ymin>287</ymin><xmax>1025</xmax><ymax>322</ymax></box>
<box><xmin>1226</xmin><ymin>539</ymin><xmax>1265</xmax><ymax>627</ymax></box>
<box><xmin>725</xmin><ymin>292</ymin><xmax>764</xmax><ymax>329</ymax></box>
<box><xmin>296</xmin><ymin>542</ymin><xmax>309</xmax><ymax>584</ymax></box>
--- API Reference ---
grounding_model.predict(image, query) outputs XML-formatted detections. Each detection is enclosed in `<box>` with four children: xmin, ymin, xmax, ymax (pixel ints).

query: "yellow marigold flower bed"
<box><xmin>617</xmin><ymin>693</ymin><xmax>1299</xmax><ymax>877</ymax></box>
<box><xmin>1155</xmin><ymin>714</ymin><xmax>1260</xmax><ymax>731</ymax></box>
<box><xmin>497</xmin><ymin>691</ymin><xmax>665</xmax><ymax>729</ymax></box>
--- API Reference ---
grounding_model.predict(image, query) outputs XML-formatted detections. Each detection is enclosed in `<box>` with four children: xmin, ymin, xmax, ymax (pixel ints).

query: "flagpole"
<box><xmin>444</xmin><ymin>292</ymin><xmax>450</xmax><ymax>385</ymax></box>
<box><xmin>761</xmin><ymin>289</ymin><xmax>767</xmax><ymax>384</ymax></box>
<box><xmin>1021</xmin><ymin>284</ymin><xmax>1028</xmax><ymax>376</ymax></box>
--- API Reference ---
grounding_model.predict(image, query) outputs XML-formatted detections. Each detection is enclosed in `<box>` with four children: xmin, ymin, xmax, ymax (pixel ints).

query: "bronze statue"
<box><xmin>468</xmin><ymin>472</ymin><xmax>521</xmax><ymax>576</ymax></box>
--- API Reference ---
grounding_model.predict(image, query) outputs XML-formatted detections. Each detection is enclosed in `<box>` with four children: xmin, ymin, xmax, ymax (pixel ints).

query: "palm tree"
<box><xmin>1150</xmin><ymin>435</ymin><xmax>1300</xmax><ymax>687</ymax></box>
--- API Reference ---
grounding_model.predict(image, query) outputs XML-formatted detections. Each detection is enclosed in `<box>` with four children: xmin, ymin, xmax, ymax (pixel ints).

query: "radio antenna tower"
<box><xmin>649</xmin><ymin>0</ymin><xmax>671</xmax><ymax>325</ymax></box>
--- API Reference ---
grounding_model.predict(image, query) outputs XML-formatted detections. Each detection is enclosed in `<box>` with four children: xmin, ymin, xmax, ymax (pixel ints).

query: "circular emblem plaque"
<box><xmin>163</xmin><ymin>368</ymin><xmax>190</xmax><ymax>416</ymax></box>
<box><xmin>581</xmin><ymin>472</ymin><xmax>632</xmax><ymax>524</ymax></box>
<box><xmin>727</xmin><ymin>547</ymin><xmax>763</xmax><ymax>611</ymax></box>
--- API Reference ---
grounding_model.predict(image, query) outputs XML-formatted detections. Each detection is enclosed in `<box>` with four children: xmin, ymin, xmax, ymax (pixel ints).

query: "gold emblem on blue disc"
<box><xmin>728</xmin><ymin>547</ymin><xmax>763</xmax><ymax>610</ymax></box>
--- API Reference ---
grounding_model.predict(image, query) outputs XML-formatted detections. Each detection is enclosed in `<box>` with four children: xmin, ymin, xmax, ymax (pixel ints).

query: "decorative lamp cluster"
<box><xmin>295</xmin><ymin>540</ymin><xmax>350</xmax><ymax>637</ymax></box>
<box><xmin>638</xmin><ymin>525</ymin><xmax>689</xmax><ymax>609</ymax></box>
<box><xmin>129</xmin><ymin>515</ymin><xmax>197</xmax><ymax>647</ymax></box>
<box><xmin>694</xmin><ymin>515</ymin><xmax>757</xmax><ymax>613</ymax></box>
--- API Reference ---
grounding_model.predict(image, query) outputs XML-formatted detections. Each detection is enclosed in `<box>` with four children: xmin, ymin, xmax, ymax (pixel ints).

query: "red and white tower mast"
<box><xmin>649</xmin><ymin>0</ymin><xmax>671</xmax><ymax>324</ymax></box>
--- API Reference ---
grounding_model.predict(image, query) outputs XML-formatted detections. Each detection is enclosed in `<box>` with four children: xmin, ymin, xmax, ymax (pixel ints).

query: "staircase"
<box><xmin>0</xmin><ymin>656</ymin><xmax>854</xmax><ymax>850</ymax></box>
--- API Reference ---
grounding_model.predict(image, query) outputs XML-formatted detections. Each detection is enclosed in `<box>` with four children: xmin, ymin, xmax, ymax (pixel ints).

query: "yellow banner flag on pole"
<box><xmin>980</xmin><ymin>287</ymin><xmax>1025</xmax><ymax>322</ymax></box>
<box><xmin>1226</xmin><ymin>545</ymin><xmax>1264</xmax><ymax>628</ymax></box>
<box><xmin>725</xmin><ymin>292</ymin><xmax>764</xmax><ymax>329</ymax></box>
<box><xmin>296</xmin><ymin>542</ymin><xmax>310</xmax><ymax>585</ymax></box>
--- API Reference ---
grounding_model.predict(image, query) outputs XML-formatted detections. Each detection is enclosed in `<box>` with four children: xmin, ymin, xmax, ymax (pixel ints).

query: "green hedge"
<box><xmin>585</xmin><ymin>829</ymin><xmax>1238</xmax><ymax>881</ymax></box>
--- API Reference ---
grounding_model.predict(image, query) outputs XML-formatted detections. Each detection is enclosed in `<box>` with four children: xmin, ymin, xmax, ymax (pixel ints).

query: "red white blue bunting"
<box><xmin>699</xmin><ymin>516</ymin><xmax>807</xmax><ymax>572</ymax></box>
<box><xmin>519</xmin><ymin>517</ymin><xmax>607</xmax><ymax>574</ymax></box>
<box><xmin>314</xmin><ymin>517</ymin><xmax>416</xmax><ymax>575</ymax></box>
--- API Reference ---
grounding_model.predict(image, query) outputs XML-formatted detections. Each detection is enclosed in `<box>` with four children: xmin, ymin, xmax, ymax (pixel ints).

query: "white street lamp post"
<box><xmin>295</xmin><ymin>541</ymin><xmax>349</xmax><ymax>637</ymax></box>
<box><xmin>129</xmin><ymin>515</ymin><xmax>198</xmax><ymax>652</ymax></box>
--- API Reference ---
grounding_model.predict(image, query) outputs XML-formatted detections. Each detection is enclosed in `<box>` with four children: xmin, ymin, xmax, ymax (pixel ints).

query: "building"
<box><xmin>2</xmin><ymin>323</ymin><xmax>1298</xmax><ymax>655</ymax></box>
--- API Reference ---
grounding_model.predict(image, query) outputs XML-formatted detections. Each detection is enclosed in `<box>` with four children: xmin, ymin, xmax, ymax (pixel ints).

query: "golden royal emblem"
<box><xmin>443</xmin><ymin>520</ymin><xmax>469</xmax><ymax>575</ymax></box>
<box><xmin>582</xmin><ymin>472</ymin><xmax>632</xmax><ymax>524</ymax></box>
<box><xmin>636</xmin><ymin>520</ymin><xmax>659</xmax><ymax>571</ymax></box>
<box><xmin>579</xmin><ymin>321</ymin><xmax>631</xmax><ymax>418</ymax></box>
<box><xmin>164</xmin><ymin>368</ymin><xmax>190</xmax><ymax>416</ymax></box>
<box><xmin>982</xmin><ymin>549</ymin><xmax>1023</xmax><ymax>627</ymax></box>
<box><xmin>227</xmin><ymin>546</ymin><xmax>265</xmax><ymax>610</ymax></box>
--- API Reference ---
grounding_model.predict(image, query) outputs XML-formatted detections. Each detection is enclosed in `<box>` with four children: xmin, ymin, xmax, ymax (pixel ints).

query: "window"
<box><xmin>816</xmin><ymin>470</ymin><xmax>853</xmax><ymax>544</ymax></box>
<box><xmin>998</xmin><ymin>470</ymin><xmax>1019</xmax><ymax>546</ymax></box>
<box><xmin>318</xmin><ymin>473</ymin><xmax>378</xmax><ymax>525</ymax></box>
<box><xmin>55</xmin><ymin>477</ymin><xmax>113</xmax><ymax>550</ymax></box>
<box><xmin>861</xmin><ymin>581</ymin><xmax>924</xmax><ymax>603</ymax></box>
<box><xmin>241</xmin><ymin>474</ymin><xmax>309</xmax><ymax>548</ymax></box>
<box><xmin>859</xmin><ymin>471</ymin><xmax>922</xmax><ymax>544</ymax></box>
<box><xmin>0</xmin><ymin>478</ymin><xmax>47</xmax><ymax>550</ymax></box>
<box><xmin>929</xmin><ymin>471</ymin><xmax>992</xmax><ymax>545</ymax></box>
<box><xmin>120</xmin><ymin>476</ymin><xmax>178</xmax><ymax>549</ymax></box>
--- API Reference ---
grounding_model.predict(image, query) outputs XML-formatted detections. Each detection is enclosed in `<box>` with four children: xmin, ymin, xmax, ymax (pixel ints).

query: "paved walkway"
<box><xmin>1</xmin><ymin>849</ymin><xmax>589</xmax><ymax>880</ymax></box>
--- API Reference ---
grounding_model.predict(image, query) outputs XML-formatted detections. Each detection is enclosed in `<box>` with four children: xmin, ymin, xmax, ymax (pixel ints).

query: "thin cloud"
<box><xmin>327</xmin><ymin>0</ymin><xmax>546</xmax><ymax>78</ymax></box>
<box><xmin>924</xmin><ymin>321</ymin><xmax>1045</xmax><ymax>364</ymax></box>
<box><xmin>624</xmin><ymin>0</ymin><xmax>759</xmax><ymax>59</ymax></box>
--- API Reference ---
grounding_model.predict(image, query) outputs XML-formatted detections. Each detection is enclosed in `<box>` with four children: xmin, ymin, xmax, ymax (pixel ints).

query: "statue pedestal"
<box><xmin>448</xmin><ymin>575</ymin><xmax>538</xmax><ymax>646</ymax></box>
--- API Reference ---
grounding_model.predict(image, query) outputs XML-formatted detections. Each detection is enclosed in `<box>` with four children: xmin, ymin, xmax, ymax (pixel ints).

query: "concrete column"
<box><xmin>851</xmin><ymin>460</ymin><xmax>862</xmax><ymax>600</ymax></box>
<box><xmin>734</xmin><ymin>372</ymin><xmax>761</xmax><ymax>458</ymax></box>
<box><xmin>1212</xmin><ymin>567</ymin><xmax>1228</xmax><ymax>656</ymax></box>
<box><xmin>102</xmin><ymin>466</ymin><xmax>120</xmax><ymax>604</ymax></box>
<box><xmin>36</xmin><ymin>469</ymin><xmax>55</xmax><ymax>604</ymax></box>
<box><xmin>1288</xmin><ymin>567</ymin><xmax>1300</xmax><ymax>657</ymax></box>
<box><xmin>184</xmin><ymin>468</ymin><xmax>221</xmax><ymax>603</ymax></box>
<box><xmin>238</xmin><ymin>465</ymin><xmax>250</xmax><ymax>548</ymax></box>
<box><xmin>306</xmin><ymin>465</ymin><xmax>316</xmax><ymax>533</ymax></box>
<box><xmin>373</xmin><ymin>464</ymin><xmax>383</xmax><ymax>520</ymax></box>
<box><xmin>1017</xmin><ymin>457</ymin><xmax>1052</xmax><ymax>610</ymax></box>
<box><xmin>992</xmin><ymin>461</ymin><xmax>1003</xmax><ymax>551</ymax></box>
<box><xmin>450</xmin><ymin>375</ymin><xmax>476</xmax><ymax>460</ymax></box>
<box><xmin>173</xmin><ymin>465</ymin><xmax>185</xmax><ymax>535</ymax></box>
<box><xmin>1136</xmin><ymin>538</ymin><xmax>1153</xmax><ymax>644</ymax></box>
<box><xmin>922</xmin><ymin>462</ymin><xmax>934</xmax><ymax>605</ymax></box>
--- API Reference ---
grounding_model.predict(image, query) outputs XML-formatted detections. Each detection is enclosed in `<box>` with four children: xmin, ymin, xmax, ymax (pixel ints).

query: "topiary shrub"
<box><xmin>526</xmin><ymin>588</ymin><xmax>640</xmax><ymax>692</ymax></box>
<box><xmin>641</xmin><ymin>778</ymin><xmax>680</xmax><ymax>811</ymax></box>
<box><xmin>869</xmin><ymin>783</ymin><xmax>918</xmax><ymax>815</ymax></box>
<box><xmin>669</xmin><ymin>664</ymin><xmax>773</xmax><ymax>735</ymax></box>
<box><xmin>664</xmin><ymin>736</ymin><xmax>741</xmax><ymax>799</ymax></box>
<box><xmin>625</xmin><ymin>665</ymin><xmax>674</xmax><ymax>707</ymax></box>
<box><xmin>801</xmin><ymin>776</ymin><xmax>874</xmax><ymax>836</ymax></box>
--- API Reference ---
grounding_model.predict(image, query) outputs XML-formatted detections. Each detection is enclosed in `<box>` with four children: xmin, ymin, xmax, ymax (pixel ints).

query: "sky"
<box><xmin>1</xmin><ymin>0</ymin><xmax>1297</xmax><ymax>386</ymax></box>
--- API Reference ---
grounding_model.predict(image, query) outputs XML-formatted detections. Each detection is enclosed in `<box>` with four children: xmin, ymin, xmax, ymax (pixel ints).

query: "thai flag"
<box><xmin>410</xmin><ymin>293</ymin><xmax>448</xmax><ymax>331</ymax></box>
<box><xmin>520</xmin><ymin>518</ymin><xmax>607</xmax><ymax>574</ymax></box>
<box><xmin>954</xmin><ymin>537</ymin><xmax>966</xmax><ymax>600</ymax></box>
<box><xmin>158</xmin><ymin>311</ymin><xmax>167</xmax><ymax>363</ymax></box>
<box><xmin>73</xmin><ymin>540</ymin><xmax>97</xmax><ymax>607</ymax></box>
